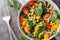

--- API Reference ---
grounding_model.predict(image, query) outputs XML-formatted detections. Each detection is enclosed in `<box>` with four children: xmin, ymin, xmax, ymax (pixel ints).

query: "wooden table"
<box><xmin>0</xmin><ymin>0</ymin><xmax>60</xmax><ymax>40</ymax></box>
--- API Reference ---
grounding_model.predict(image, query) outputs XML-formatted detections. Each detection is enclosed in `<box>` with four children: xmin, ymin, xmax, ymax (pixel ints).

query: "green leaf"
<box><xmin>26</xmin><ymin>20</ymin><xmax>37</xmax><ymax>28</ymax></box>
<box><xmin>55</xmin><ymin>10</ymin><xmax>60</xmax><ymax>19</ymax></box>
<box><xmin>20</xmin><ymin>35</ymin><xmax>29</xmax><ymax>40</ymax></box>
<box><xmin>13</xmin><ymin>0</ymin><xmax>19</xmax><ymax>10</ymax></box>
<box><xmin>55</xmin><ymin>19</ymin><xmax>60</xmax><ymax>24</ymax></box>
<box><xmin>7</xmin><ymin>0</ymin><xmax>19</xmax><ymax>10</ymax></box>
<box><xmin>50</xmin><ymin>11</ymin><xmax>58</xmax><ymax>22</ymax></box>
<box><xmin>51</xmin><ymin>31</ymin><xmax>56</xmax><ymax>36</ymax></box>
<box><xmin>34</xmin><ymin>38</ymin><xmax>40</xmax><ymax>40</ymax></box>
<box><xmin>34</xmin><ymin>2</ymin><xmax>43</xmax><ymax>16</ymax></box>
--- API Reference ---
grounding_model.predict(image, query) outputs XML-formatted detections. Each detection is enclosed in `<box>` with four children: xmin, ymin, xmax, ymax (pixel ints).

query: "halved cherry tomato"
<box><xmin>22</xmin><ymin>7</ymin><xmax>29</xmax><ymax>15</ymax></box>
<box><xmin>43</xmin><ymin>13</ymin><xmax>50</xmax><ymax>20</ymax></box>
<box><xmin>45</xmin><ymin>22</ymin><xmax>51</xmax><ymax>29</ymax></box>
<box><xmin>19</xmin><ymin>16</ymin><xmax>24</xmax><ymax>22</ymax></box>
<box><xmin>27</xmin><ymin>0</ymin><xmax>34</xmax><ymax>6</ymax></box>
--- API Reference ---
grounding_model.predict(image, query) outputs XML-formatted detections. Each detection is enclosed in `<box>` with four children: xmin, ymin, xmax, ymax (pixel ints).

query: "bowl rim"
<box><xmin>17</xmin><ymin>0</ymin><xmax>60</xmax><ymax>40</ymax></box>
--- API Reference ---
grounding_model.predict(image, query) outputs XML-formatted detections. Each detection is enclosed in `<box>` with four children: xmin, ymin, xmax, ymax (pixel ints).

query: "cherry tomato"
<box><xmin>19</xmin><ymin>16</ymin><xmax>24</xmax><ymax>23</ymax></box>
<box><xmin>45</xmin><ymin>22</ymin><xmax>51</xmax><ymax>29</ymax></box>
<box><xmin>27</xmin><ymin>0</ymin><xmax>34</xmax><ymax>6</ymax></box>
<box><xmin>22</xmin><ymin>7</ymin><xmax>29</xmax><ymax>15</ymax></box>
<box><xmin>43</xmin><ymin>13</ymin><xmax>50</xmax><ymax>20</ymax></box>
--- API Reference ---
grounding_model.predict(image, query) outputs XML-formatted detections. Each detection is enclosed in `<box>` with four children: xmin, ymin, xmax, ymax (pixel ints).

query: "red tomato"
<box><xmin>27</xmin><ymin>0</ymin><xmax>34</xmax><ymax>6</ymax></box>
<box><xmin>22</xmin><ymin>7</ymin><xmax>29</xmax><ymax>15</ymax></box>
<box><xmin>43</xmin><ymin>13</ymin><xmax>50</xmax><ymax>20</ymax></box>
<box><xmin>45</xmin><ymin>22</ymin><xmax>51</xmax><ymax>29</ymax></box>
<box><xmin>19</xmin><ymin>16</ymin><xmax>24</xmax><ymax>23</ymax></box>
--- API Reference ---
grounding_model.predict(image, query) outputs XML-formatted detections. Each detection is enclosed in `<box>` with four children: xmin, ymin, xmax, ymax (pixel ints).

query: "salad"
<box><xmin>19</xmin><ymin>0</ymin><xmax>60</xmax><ymax>40</ymax></box>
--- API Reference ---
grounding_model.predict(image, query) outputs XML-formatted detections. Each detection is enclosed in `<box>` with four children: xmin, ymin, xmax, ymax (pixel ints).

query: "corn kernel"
<box><xmin>32</xmin><ymin>5</ymin><xmax>34</xmax><ymax>8</ymax></box>
<box><xmin>33</xmin><ymin>17</ymin><xmax>35</xmax><ymax>21</ymax></box>
<box><xmin>47</xmin><ymin>10</ymin><xmax>49</xmax><ymax>12</ymax></box>
<box><xmin>30</xmin><ymin>13</ymin><xmax>34</xmax><ymax>15</ymax></box>
<box><xmin>36</xmin><ymin>20</ymin><xmax>39</xmax><ymax>22</ymax></box>
<box><xmin>39</xmin><ymin>22</ymin><xmax>43</xmax><ymax>24</ymax></box>
<box><xmin>50</xmin><ymin>11</ymin><xmax>52</xmax><ymax>13</ymax></box>
<box><xmin>34</xmin><ymin>3</ymin><xmax>38</xmax><ymax>7</ymax></box>
<box><xmin>34</xmin><ymin>14</ymin><xmax>36</xmax><ymax>17</ymax></box>
<box><xmin>44</xmin><ymin>33</ymin><xmax>50</xmax><ymax>39</ymax></box>
<box><xmin>35</xmin><ymin>16</ymin><xmax>40</xmax><ymax>19</ymax></box>
<box><xmin>29</xmin><ymin>18</ymin><xmax>33</xmax><ymax>20</ymax></box>
<box><xmin>51</xmin><ymin>23</ymin><xmax>58</xmax><ymax>30</ymax></box>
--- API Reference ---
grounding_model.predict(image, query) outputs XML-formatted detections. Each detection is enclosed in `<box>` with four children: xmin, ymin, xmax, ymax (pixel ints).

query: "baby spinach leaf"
<box><xmin>55</xmin><ymin>10</ymin><xmax>60</xmax><ymax>19</ymax></box>
<box><xmin>7</xmin><ymin>0</ymin><xmax>19</xmax><ymax>10</ymax></box>
<box><xmin>13</xmin><ymin>0</ymin><xmax>19</xmax><ymax>10</ymax></box>
<box><xmin>34</xmin><ymin>2</ymin><xmax>43</xmax><ymax>16</ymax></box>
<box><xmin>26</xmin><ymin>20</ymin><xmax>37</xmax><ymax>28</ymax></box>
<box><xmin>51</xmin><ymin>31</ymin><xmax>56</xmax><ymax>36</ymax></box>
<box><xmin>55</xmin><ymin>19</ymin><xmax>60</xmax><ymax>24</ymax></box>
<box><xmin>50</xmin><ymin>11</ymin><xmax>58</xmax><ymax>22</ymax></box>
<box><xmin>34</xmin><ymin>38</ymin><xmax>40</xmax><ymax>40</ymax></box>
<box><xmin>20</xmin><ymin>35</ymin><xmax>29</xmax><ymax>40</ymax></box>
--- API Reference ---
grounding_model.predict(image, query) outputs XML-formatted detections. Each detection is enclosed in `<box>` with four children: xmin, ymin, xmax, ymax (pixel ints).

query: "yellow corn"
<box><xmin>33</xmin><ymin>17</ymin><xmax>35</xmax><ymax>21</ymax></box>
<box><xmin>50</xmin><ymin>11</ymin><xmax>52</xmax><ymax>13</ymax></box>
<box><xmin>29</xmin><ymin>18</ymin><xmax>33</xmax><ymax>20</ymax></box>
<box><xmin>51</xmin><ymin>23</ymin><xmax>58</xmax><ymax>30</ymax></box>
<box><xmin>44</xmin><ymin>33</ymin><xmax>50</xmax><ymax>39</ymax></box>
<box><xmin>47</xmin><ymin>10</ymin><xmax>49</xmax><ymax>12</ymax></box>
<box><xmin>36</xmin><ymin>20</ymin><xmax>39</xmax><ymax>22</ymax></box>
<box><xmin>30</xmin><ymin>13</ymin><xmax>34</xmax><ymax>15</ymax></box>
<box><xmin>34</xmin><ymin>3</ymin><xmax>38</xmax><ymax>7</ymax></box>
<box><xmin>39</xmin><ymin>22</ymin><xmax>43</xmax><ymax>24</ymax></box>
<box><xmin>35</xmin><ymin>16</ymin><xmax>40</xmax><ymax>19</ymax></box>
<box><xmin>32</xmin><ymin>5</ymin><xmax>34</xmax><ymax>8</ymax></box>
<box><xmin>34</xmin><ymin>14</ymin><xmax>36</xmax><ymax>17</ymax></box>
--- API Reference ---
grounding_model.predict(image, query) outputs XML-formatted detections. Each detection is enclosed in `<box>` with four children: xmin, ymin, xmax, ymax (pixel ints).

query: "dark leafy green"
<box><xmin>34</xmin><ymin>38</ymin><xmax>40</xmax><ymax>40</ymax></box>
<box><xmin>34</xmin><ymin>2</ymin><xmax>43</xmax><ymax>16</ymax></box>
<box><xmin>26</xmin><ymin>20</ymin><xmax>37</xmax><ymax>28</ymax></box>
<box><xmin>55</xmin><ymin>19</ymin><xmax>60</xmax><ymax>24</ymax></box>
<box><xmin>50</xmin><ymin>11</ymin><xmax>58</xmax><ymax>22</ymax></box>
<box><xmin>20</xmin><ymin>35</ymin><xmax>29</xmax><ymax>40</ymax></box>
<box><xmin>36</xmin><ymin>25</ymin><xmax>45</xmax><ymax>37</ymax></box>
<box><xmin>41</xmin><ymin>1</ymin><xmax>47</xmax><ymax>14</ymax></box>
<box><xmin>51</xmin><ymin>31</ymin><xmax>56</xmax><ymax>36</ymax></box>
<box><xmin>7</xmin><ymin>0</ymin><xmax>19</xmax><ymax>10</ymax></box>
<box><xmin>55</xmin><ymin>10</ymin><xmax>60</xmax><ymax>19</ymax></box>
<box><xmin>46</xmin><ymin>1</ymin><xmax>51</xmax><ymax>8</ymax></box>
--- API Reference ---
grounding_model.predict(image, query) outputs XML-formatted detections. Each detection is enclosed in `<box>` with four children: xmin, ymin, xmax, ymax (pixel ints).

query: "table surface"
<box><xmin>0</xmin><ymin>0</ymin><xmax>60</xmax><ymax>40</ymax></box>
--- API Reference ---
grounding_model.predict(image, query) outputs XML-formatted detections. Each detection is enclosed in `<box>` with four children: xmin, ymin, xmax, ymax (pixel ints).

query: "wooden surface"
<box><xmin>0</xmin><ymin>0</ymin><xmax>60</xmax><ymax>40</ymax></box>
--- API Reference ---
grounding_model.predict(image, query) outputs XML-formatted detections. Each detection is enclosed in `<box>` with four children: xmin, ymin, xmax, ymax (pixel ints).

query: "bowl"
<box><xmin>17</xmin><ymin>0</ymin><xmax>60</xmax><ymax>40</ymax></box>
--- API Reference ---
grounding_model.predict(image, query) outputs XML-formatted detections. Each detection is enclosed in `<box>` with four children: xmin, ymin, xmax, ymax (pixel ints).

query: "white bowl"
<box><xmin>17</xmin><ymin>0</ymin><xmax>60</xmax><ymax>40</ymax></box>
